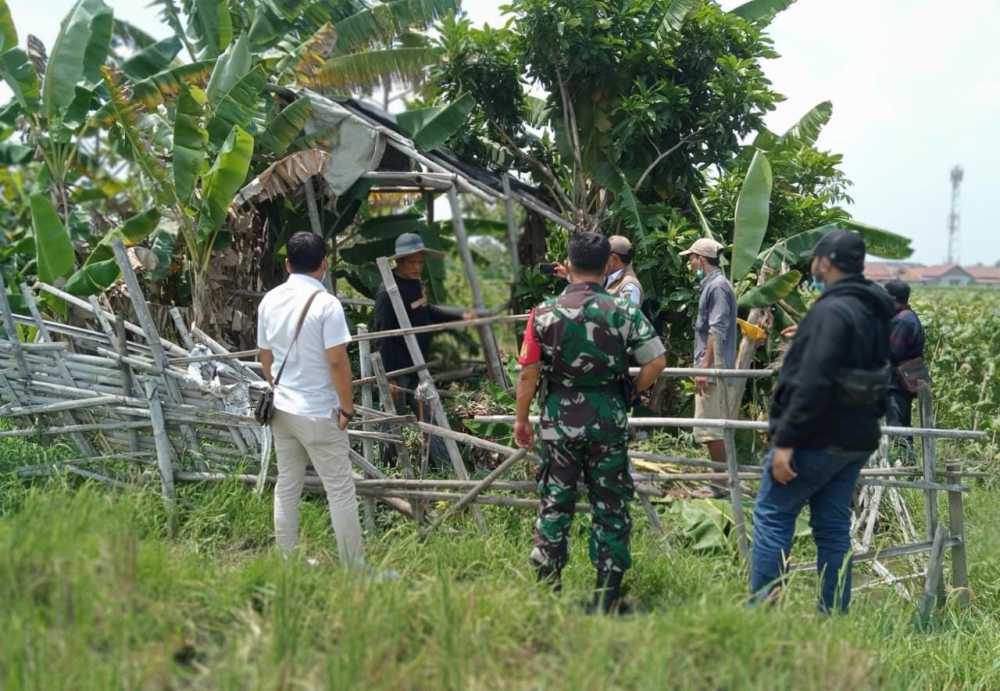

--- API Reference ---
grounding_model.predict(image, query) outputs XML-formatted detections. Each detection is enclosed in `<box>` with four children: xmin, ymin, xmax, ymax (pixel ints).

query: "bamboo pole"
<box><xmin>352</xmin><ymin>314</ymin><xmax>528</xmax><ymax>342</ymax></box>
<box><xmin>446</xmin><ymin>186</ymin><xmax>507</xmax><ymax>388</ymax></box>
<box><xmin>356</xmin><ymin>325</ymin><xmax>378</xmax><ymax>533</ymax></box>
<box><xmin>424</xmin><ymin>449</ymin><xmax>529</xmax><ymax>534</ymax></box>
<box><xmin>946</xmin><ymin>461</ymin><xmax>970</xmax><ymax>607</ymax></box>
<box><xmin>17</xmin><ymin>283</ymin><xmax>100</xmax><ymax>456</ymax></box>
<box><xmin>33</xmin><ymin>281</ymin><xmax>188</xmax><ymax>356</ymax></box>
<box><xmin>0</xmin><ymin>273</ymin><xmax>29</xmax><ymax>380</ymax></box>
<box><xmin>501</xmin><ymin>174</ymin><xmax>521</xmax><ymax>276</ymax></box>
<box><xmin>0</xmin><ymin>420</ymin><xmax>153</xmax><ymax>438</ymax></box>
<box><xmin>918</xmin><ymin>525</ymin><xmax>948</xmax><ymax>627</ymax></box>
<box><xmin>472</xmin><ymin>415</ymin><xmax>986</xmax><ymax>440</ymax></box>
<box><xmin>375</xmin><ymin>256</ymin><xmax>483</xmax><ymax>529</ymax></box>
<box><xmin>723</xmin><ymin>428</ymin><xmax>749</xmax><ymax>560</ymax></box>
<box><xmin>190</xmin><ymin>326</ymin><xmax>264</xmax><ymax>383</ymax></box>
<box><xmin>918</xmin><ymin>388</ymin><xmax>940</xmax><ymax>540</ymax></box>
<box><xmin>144</xmin><ymin>379</ymin><xmax>176</xmax><ymax>507</ymax></box>
<box><xmin>112</xmin><ymin>239</ymin><xmax>200</xmax><ymax>454</ymax></box>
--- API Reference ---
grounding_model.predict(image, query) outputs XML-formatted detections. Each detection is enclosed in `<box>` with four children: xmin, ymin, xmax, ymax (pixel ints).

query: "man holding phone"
<box><xmin>257</xmin><ymin>232</ymin><xmax>364</xmax><ymax>569</ymax></box>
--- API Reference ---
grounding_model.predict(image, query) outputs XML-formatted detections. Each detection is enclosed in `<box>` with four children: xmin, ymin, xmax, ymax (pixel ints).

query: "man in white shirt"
<box><xmin>257</xmin><ymin>232</ymin><xmax>363</xmax><ymax>568</ymax></box>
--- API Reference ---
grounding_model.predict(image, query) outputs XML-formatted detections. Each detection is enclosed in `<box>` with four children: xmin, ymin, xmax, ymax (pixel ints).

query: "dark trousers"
<box><xmin>381</xmin><ymin>374</ymin><xmax>449</xmax><ymax>469</ymax></box>
<box><xmin>886</xmin><ymin>388</ymin><xmax>915</xmax><ymax>455</ymax></box>
<box><xmin>750</xmin><ymin>447</ymin><xmax>869</xmax><ymax>613</ymax></box>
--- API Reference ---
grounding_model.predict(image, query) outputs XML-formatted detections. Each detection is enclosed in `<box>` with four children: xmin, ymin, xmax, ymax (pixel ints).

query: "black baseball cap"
<box><xmin>884</xmin><ymin>279</ymin><xmax>911</xmax><ymax>303</ymax></box>
<box><xmin>811</xmin><ymin>229</ymin><xmax>866</xmax><ymax>274</ymax></box>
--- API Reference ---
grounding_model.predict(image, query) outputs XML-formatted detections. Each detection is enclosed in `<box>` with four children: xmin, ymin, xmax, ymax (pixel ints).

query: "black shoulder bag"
<box><xmin>254</xmin><ymin>290</ymin><xmax>322</xmax><ymax>425</ymax></box>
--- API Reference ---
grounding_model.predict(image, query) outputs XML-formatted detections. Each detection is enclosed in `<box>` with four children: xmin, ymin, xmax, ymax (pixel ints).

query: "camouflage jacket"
<box><xmin>520</xmin><ymin>282</ymin><xmax>665</xmax><ymax>441</ymax></box>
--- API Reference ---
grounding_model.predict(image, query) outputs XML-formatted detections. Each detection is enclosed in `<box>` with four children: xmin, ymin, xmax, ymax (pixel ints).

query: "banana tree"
<box><xmin>706</xmin><ymin>140</ymin><xmax>912</xmax><ymax>409</ymax></box>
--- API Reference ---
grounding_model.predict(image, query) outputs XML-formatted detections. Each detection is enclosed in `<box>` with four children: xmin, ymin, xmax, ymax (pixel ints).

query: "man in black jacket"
<box><xmin>373</xmin><ymin>233</ymin><xmax>473</xmax><ymax>464</ymax></box>
<box><xmin>884</xmin><ymin>279</ymin><xmax>925</xmax><ymax>452</ymax></box>
<box><xmin>750</xmin><ymin>229</ymin><xmax>895</xmax><ymax>613</ymax></box>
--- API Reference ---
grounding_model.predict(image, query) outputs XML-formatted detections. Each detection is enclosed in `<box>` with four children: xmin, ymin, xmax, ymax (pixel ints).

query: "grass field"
<box><xmin>1</xmin><ymin>288</ymin><xmax>997</xmax><ymax>690</ymax></box>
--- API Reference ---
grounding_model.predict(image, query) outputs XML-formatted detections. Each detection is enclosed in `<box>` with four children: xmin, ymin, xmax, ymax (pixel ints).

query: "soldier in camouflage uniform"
<box><xmin>514</xmin><ymin>232</ymin><xmax>666</xmax><ymax>613</ymax></box>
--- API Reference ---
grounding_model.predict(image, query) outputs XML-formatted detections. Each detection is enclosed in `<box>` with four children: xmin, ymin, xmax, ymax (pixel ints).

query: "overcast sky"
<box><xmin>10</xmin><ymin>0</ymin><xmax>999</xmax><ymax>265</ymax></box>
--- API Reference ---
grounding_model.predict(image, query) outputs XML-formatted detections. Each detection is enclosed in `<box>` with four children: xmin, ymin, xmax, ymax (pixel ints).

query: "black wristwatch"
<box><xmin>338</xmin><ymin>407</ymin><xmax>356</xmax><ymax>421</ymax></box>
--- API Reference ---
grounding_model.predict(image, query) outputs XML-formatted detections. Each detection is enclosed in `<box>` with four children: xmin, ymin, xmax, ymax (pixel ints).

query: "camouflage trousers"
<box><xmin>531</xmin><ymin>436</ymin><xmax>634</xmax><ymax>576</ymax></box>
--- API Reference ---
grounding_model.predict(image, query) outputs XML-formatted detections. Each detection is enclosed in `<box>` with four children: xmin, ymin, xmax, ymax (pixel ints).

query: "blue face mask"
<box><xmin>811</xmin><ymin>276</ymin><xmax>826</xmax><ymax>293</ymax></box>
<box><xmin>695</xmin><ymin>268</ymin><xmax>705</xmax><ymax>281</ymax></box>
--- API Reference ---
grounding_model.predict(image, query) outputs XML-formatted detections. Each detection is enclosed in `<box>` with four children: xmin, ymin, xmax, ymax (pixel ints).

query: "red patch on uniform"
<box><xmin>517</xmin><ymin>309</ymin><xmax>541</xmax><ymax>366</ymax></box>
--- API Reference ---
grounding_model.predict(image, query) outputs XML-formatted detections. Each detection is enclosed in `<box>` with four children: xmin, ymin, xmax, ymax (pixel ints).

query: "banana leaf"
<box><xmin>730</xmin><ymin>150</ymin><xmax>772</xmax><ymax>282</ymax></box>
<box><xmin>258</xmin><ymin>96</ymin><xmax>312</xmax><ymax>156</ymax></box>
<box><xmin>838</xmin><ymin>219</ymin><xmax>913</xmax><ymax>260</ymax></box>
<box><xmin>63</xmin><ymin>257</ymin><xmax>119</xmax><ymax>296</ymax></box>
<box><xmin>206</xmin><ymin>64</ymin><xmax>266</xmax><ymax>147</ymax></box>
<box><xmin>313</xmin><ymin>47</ymin><xmax>441</xmax><ymax>90</ymax></box>
<box><xmin>173</xmin><ymin>86</ymin><xmax>208</xmax><ymax>204</ymax></box>
<box><xmin>205</xmin><ymin>32</ymin><xmax>251</xmax><ymax>105</ymax></box>
<box><xmin>780</xmin><ymin>100</ymin><xmax>832</xmax><ymax>147</ymax></box>
<box><xmin>764</xmin><ymin>221</ymin><xmax>912</xmax><ymax>267</ymax></box>
<box><xmin>729</xmin><ymin>0</ymin><xmax>796</xmax><ymax>24</ymax></box>
<box><xmin>197</xmin><ymin>125</ymin><xmax>254</xmax><ymax>253</ymax></box>
<box><xmin>0</xmin><ymin>47</ymin><xmax>41</xmax><ymax>112</ymax></box>
<box><xmin>333</xmin><ymin>0</ymin><xmax>459</xmax><ymax>52</ymax></box>
<box><xmin>121</xmin><ymin>35</ymin><xmax>183</xmax><ymax>80</ymax></box>
<box><xmin>149</xmin><ymin>223</ymin><xmax>177</xmax><ymax>281</ymax></box>
<box><xmin>85</xmin><ymin>208</ymin><xmax>161</xmax><ymax>264</ymax></box>
<box><xmin>188</xmin><ymin>0</ymin><xmax>233</xmax><ymax>59</ymax></box>
<box><xmin>0</xmin><ymin>0</ymin><xmax>16</xmax><ymax>53</ymax></box>
<box><xmin>690</xmin><ymin>195</ymin><xmax>720</xmax><ymax>243</ymax></box>
<box><xmin>409</xmin><ymin>94</ymin><xmax>474</xmax><ymax>151</ymax></box>
<box><xmin>0</xmin><ymin>139</ymin><xmax>32</xmax><ymax>164</ymax></box>
<box><xmin>31</xmin><ymin>194</ymin><xmax>76</xmax><ymax>284</ymax></box>
<box><xmin>358</xmin><ymin>213</ymin><xmax>424</xmax><ymax>240</ymax></box>
<box><xmin>132</xmin><ymin>61</ymin><xmax>214</xmax><ymax>110</ymax></box>
<box><xmin>42</xmin><ymin>0</ymin><xmax>113</xmax><ymax>121</ymax></box>
<box><xmin>656</xmin><ymin>0</ymin><xmax>699</xmax><ymax>37</ymax></box>
<box><xmin>738</xmin><ymin>270</ymin><xmax>802</xmax><ymax>309</ymax></box>
<box><xmin>340</xmin><ymin>237</ymin><xmax>396</xmax><ymax>265</ymax></box>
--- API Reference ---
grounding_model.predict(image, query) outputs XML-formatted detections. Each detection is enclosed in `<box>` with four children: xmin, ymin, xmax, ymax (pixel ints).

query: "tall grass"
<box><xmin>1</xmin><ymin>459</ymin><xmax>999</xmax><ymax>689</ymax></box>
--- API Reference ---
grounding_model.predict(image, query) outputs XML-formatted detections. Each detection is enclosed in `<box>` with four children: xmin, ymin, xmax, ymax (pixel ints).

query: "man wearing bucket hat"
<box><xmin>750</xmin><ymin>228</ymin><xmax>894</xmax><ymax>613</ymax></box>
<box><xmin>373</xmin><ymin>233</ymin><xmax>475</xmax><ymax>463</ymax></box>
<box><xmin>679</xmin><ymin>237</ymin><xmax>737</xmax><ymax>468</ymax></box>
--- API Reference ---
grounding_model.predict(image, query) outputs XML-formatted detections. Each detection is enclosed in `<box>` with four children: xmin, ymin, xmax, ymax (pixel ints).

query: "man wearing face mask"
<box><xmin>605</xmin><ymin>236</ymin><xmax>643</xmax><ymax>307</ymax></box>
<box><xmin>750</xmin><ymin>229</ymin><xmax>894</xmax><ymax>614</ymax></box>
<box><xmin>679</xmin><ymin>238</ymin><xmax>737</xmax><ymax>466</ymax></box>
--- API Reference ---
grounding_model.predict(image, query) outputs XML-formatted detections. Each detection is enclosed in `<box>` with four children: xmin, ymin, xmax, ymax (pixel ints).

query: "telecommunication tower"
<box><xmin>946</xmin><ymin>165</ymin><xmax>964</xmax><ymax>264</ymax></box>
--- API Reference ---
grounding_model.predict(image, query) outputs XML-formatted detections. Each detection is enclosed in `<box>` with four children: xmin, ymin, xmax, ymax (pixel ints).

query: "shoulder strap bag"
<box><xmin>254</xmin><ymin>290</ymin><xmax>322</xmax><ymax>425</ymax></box>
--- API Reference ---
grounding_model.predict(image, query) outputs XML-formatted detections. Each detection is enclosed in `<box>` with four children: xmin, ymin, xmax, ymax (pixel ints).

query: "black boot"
<box><xmin>536</xmin><ymin>562</ymin><xmax>562</xmax><ymax>593</ymax></box>
<box><xmin>588</xmin><ymin>570</ymin><xmax>627</xmax><ymax>615</ymax></box>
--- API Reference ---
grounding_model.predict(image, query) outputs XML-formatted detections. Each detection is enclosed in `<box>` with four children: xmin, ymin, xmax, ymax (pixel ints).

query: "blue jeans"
<box><xmin>750</xmin><ymin>447</ymin><xmax>869</xmax><ymax>613</ymax></box>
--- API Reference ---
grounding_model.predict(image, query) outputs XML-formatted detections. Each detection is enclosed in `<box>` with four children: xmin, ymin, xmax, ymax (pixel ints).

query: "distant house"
<box><xmin>965</xmin><ymin>264</ymin><xmax>1000</xmax><ymax>287</ymax></box>
<box><xmin>864</xmin><ymin>261</ymin><xmax>995</xmax><ymax>288</ymax></box>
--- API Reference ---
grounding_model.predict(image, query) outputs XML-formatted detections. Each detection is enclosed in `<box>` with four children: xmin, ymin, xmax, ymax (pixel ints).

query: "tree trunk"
<box><xmin>518</xmin><ymin>210</ymin><xmax>548</xmax><ymax>269</ymax></box>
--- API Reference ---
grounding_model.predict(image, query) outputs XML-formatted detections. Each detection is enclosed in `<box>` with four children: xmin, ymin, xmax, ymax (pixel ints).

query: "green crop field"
<box><xmin>1</xmin><ymin>288</ymin><xmax>998</xmax><ymax>690</ymax></box>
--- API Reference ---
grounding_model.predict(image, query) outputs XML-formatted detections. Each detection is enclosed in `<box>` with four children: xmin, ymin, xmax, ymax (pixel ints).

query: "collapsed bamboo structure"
<box><xmin>0</xmin><ymin>234</ymin><xmax>986</xmax><ymax>608</ymax></box>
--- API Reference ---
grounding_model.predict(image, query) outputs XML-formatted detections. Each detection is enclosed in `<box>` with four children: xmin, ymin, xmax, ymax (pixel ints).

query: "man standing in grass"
<box><xmin>680</xmin><ymin>238</ymin><xmax>737</xmax><ymax>467</ymax></box>
<box><xmin>751</xmin><ymin>229</ymin><xmax>894</xmax><ymax>612</ymax></box>
<box><xmin>257</xmin><ymin>232</ymin><xmax>364</xmax><ymax>569</ymax></box>
<box><xmin>884</xmin><ymin>279</ymin><xmax>927</xmax><ymax>455</ymax></box>
<box><xmin>514</xmin><ymin>232</ymin><xmax>666</xmax><ymax>614</ymax></box>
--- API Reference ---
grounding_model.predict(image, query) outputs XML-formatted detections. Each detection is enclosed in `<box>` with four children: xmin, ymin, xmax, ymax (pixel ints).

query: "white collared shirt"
<box><xmin>256</xmin><ymin>273</ymin><xmax>352</xmax><ymax>417</ymax></box>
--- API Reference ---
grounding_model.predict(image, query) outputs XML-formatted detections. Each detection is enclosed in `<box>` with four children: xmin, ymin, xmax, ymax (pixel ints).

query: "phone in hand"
<box><xmin>538</xmin><ymin>263</ymin><xmax>557</xmax><ymax>276</ymax></box>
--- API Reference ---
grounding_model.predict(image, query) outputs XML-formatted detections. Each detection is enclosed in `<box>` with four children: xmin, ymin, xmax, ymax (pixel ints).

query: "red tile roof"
<box><xmin>965</xmin><ymin>265</ymin><xmax>1000</xmax><ymax>283</ymax></box>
